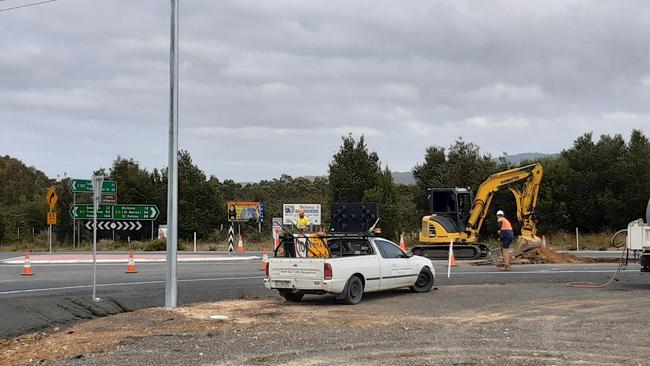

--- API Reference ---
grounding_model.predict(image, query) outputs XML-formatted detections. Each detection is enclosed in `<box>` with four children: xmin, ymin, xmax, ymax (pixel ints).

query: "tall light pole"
<box><xmin>165</xmin><ymin>0</ymin><xmax>180</xmax><ymax>309</ymax></box>
<box><xmin>91</xmin><ymin>175</ymin><xmax>104</xmax><ymax>302</ymax></box>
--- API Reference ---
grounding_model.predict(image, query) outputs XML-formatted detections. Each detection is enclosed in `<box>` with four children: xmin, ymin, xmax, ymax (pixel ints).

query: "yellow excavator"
<box><xmin>412</xmin><ymin>163</ymin><xmax>544</xmax><ymax>259</ymax></box>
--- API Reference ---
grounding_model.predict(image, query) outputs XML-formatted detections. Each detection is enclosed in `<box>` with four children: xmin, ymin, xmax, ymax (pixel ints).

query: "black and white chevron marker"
<box><xmin>85</xmin><ymin>221</ymin><xmax>143</xmax><ymax>231</ymax></box>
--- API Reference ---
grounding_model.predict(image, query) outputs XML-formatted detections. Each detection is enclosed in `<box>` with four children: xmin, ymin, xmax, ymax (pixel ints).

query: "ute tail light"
<box><xmin>265</xmin><ymin>262</ymin><xmax>269</xmax><ymax>277</ymax></box>
<box><xmin>324</xmin><ymin>263</ymin><xmax>333</xmax><ymax>280</ymax></box>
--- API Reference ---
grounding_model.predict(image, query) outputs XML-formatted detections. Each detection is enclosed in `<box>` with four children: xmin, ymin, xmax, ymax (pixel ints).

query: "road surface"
<box><xmin>0</xmin><ymin>251</ymin><xmax>645</xmax><ymax>339</ymax></box>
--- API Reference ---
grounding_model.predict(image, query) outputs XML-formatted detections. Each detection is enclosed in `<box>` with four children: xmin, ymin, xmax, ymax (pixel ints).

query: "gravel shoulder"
<box><xmin>2</xmin><ymin>282</ymin><xmax>649</xmax><ymax>366</ymax></box>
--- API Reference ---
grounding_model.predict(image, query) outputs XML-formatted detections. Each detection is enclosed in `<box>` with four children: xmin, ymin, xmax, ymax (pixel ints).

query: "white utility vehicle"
<box><xmin>264</xmin><ymin>234</ymin><xmax>435</xmax><ymax>304</ymax></box>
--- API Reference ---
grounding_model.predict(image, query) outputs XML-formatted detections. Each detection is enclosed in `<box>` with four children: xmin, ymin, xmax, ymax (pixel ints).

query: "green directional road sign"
<box><xmin>70</xmin><ymin>179</ymin><xmax>118</xmax><ymax>194</ymax></box>
<box><xmin>113</xmin><ymin>204</ymin><xmax>160</xmax><ymax>220</ymax></box>
<box><xmin>69</xmin><ymin>204</ymin><xmax>114</xmax><ymax>219</ymax></box>
<box><xmin>70</xmin><ymin>204</ymin><xmax>159</xmax><ymax>220</ymax></box>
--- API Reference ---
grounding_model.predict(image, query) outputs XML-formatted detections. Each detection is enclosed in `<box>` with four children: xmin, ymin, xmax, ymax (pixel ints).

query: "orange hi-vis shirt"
<box><xmin>498</xmin><ymin>217</ymin><xmax>513</xmax><ymax>231</ymax></box>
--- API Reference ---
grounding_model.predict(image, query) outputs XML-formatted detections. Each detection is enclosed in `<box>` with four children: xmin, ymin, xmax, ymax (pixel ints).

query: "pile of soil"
<box><xmin>475</xmin><ymin>246</ymin><xmax>620</xmax><ymax>265</ymax></box>
<box><xmin>514</xmin><ymin>247</ymin><xmax>588</xmax><ymax>264</ymax></box>
<box><xmin>513</xmin><ymin>246</ymin><xmax>619</xmax><ymax>264</ymax></box>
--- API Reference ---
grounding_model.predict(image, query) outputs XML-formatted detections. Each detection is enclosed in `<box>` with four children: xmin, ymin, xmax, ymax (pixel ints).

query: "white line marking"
<box><xmin>445</xmin><ymin>270</ymin><xmax>623</xmax><ymax>275</ymax></box>
<box><xmin>0</xmin><ymin>261</ymin><xmax>261</xmax><ymax>267</ymax></box>
<box><xmin>0</xmin><ymin>276</ymin><xmax>265</xmax><ymax>296</ymax></box>
<box><xmin>0</xmin><ymin>256</ymin><xmax>260</xmax><ymax>264</ymax></box>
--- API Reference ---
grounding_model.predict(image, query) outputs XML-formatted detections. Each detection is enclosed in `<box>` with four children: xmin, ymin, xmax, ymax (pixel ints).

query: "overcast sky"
<box><xmin>2</xmin><ymin>0</ymin><xmax>649</xmax><ymax>181</ymax></box>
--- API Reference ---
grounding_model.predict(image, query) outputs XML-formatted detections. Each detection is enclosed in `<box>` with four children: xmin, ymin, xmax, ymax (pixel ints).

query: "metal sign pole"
<box><xmin>48</xmin><ymin>209</ymin><xmax>52</xmax><ymax>255</ymax></box>
<box><xmin>72</xmin><ymin>193</ymin><xmax>76</xmax><ymax>249</ymax></box>
<box><xmin>92</xmin><ymin>175</ymin><xmax>104</xmax><ymax>302</ymax></box>
<box><xmin>165</xmin><ymin>0</ymin><xmax>180</xmax><ymax>310</ymax></box>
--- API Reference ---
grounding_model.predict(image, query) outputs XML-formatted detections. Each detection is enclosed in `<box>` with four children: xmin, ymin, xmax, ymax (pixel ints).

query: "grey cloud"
<box><xmin>1</xmin><ymin>0</ymin><xmax>649</xmax><ymax>181</ymax></box>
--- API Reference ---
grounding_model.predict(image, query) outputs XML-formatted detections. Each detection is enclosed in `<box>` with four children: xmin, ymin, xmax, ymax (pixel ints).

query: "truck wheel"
<box><xmin>341</xmin><ymin>275</ymin><xmax>364</xmax><ymax>305</ymax></box>
<box><xmin>410</xmin><ymin>267</ymin><xmax>434</xmax><ymax>293</ymax></box>
<box><xmin>279</xmin><ymin>290</ymin><xmax>304</xmax><ymax>302</ymax></box>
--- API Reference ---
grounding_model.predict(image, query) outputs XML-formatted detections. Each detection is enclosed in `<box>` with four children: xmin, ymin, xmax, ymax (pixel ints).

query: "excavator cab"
<box><xmin>429</xmin><ymin>188</ymin><xmax>473</xmax><ymax>233</ymax></box>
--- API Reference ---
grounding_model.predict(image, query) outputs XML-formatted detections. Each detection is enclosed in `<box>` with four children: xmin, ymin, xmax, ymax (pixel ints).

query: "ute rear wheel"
<box><xmin>340</xmin><ymin>275</ymin><xmax>364</xmax><ymax>305</ymax></box>
<box><xmin>410</xmin><ymin>267</ymin><xmax>434</xmax><ymax>293</ymax></box>
<box><xmin>279</xmin><ymin>290</ymin><xmax>304</xmax><ymax>302</ymax></box>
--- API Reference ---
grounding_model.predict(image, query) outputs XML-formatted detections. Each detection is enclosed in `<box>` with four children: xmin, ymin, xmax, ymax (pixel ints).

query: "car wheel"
<box><xmin>279</xmin><ymin>290</ymin><xmax>304</xmax><ymax>302</ymax></box>
<box><xmin>410</xmin><ymin>267</ymin><xmax>434</xmax><ymax>293</ymax></box>
<box><xmin>341</xmin><ymin>275</ymin><xmax>364</xmax><ymax>305</ymax></box>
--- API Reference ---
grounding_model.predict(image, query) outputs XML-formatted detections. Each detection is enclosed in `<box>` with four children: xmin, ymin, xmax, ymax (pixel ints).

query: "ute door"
<box><xmin>374</xmin><ymin>239</ymin><xmax>419</xmax><ymax>289</ymax></box>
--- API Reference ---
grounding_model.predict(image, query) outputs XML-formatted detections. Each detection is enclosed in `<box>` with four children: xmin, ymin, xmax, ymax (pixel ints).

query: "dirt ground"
<box><xmin>2</xmin><ymin>282</ymin><xmax>649</xmax><ymax>366</ymax></box>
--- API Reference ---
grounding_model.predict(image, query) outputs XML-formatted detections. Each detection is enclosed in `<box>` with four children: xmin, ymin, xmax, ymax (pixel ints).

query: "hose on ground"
<box><xmin>610</xmin><ymin>229</ymin><xmax>628</xmax><ymax>249</ymax></box>
<box><xmin>566</xmin><ymin>230</ymin><xmax>627</xmax><ymax>288</ymax></box>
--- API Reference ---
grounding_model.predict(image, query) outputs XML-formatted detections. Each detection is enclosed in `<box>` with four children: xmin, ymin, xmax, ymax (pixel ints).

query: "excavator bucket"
<box><xmin>510</xmin><ymin>235</ymin><xmax>542</xmax><ymax>257</ymax></box>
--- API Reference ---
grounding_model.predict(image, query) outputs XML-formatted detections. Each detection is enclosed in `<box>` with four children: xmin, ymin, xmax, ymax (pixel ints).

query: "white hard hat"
<box><xmin>496</xmin><ymin>210</ymin><xmax>505</xmax><ymax>216</ymax></box>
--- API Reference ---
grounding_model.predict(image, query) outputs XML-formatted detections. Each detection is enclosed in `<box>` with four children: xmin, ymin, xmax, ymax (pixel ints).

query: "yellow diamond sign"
<box><xmin>45</xmin><ymin>186</ymin><xmax>58</xmax><ymax>209</ymax></box>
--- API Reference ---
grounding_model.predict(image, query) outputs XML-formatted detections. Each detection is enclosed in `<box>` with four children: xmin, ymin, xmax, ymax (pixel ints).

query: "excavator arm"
<box><xmin>466</xmin><ymin>163</ymin><xmax>544</xmax><ymax>239</ymax></box>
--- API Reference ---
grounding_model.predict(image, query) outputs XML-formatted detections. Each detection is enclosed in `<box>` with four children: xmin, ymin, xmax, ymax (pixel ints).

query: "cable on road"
<box><xmin>566</xmin><ymin>230</ymin><xmax>628</xmax><ymax>288</ymax></box>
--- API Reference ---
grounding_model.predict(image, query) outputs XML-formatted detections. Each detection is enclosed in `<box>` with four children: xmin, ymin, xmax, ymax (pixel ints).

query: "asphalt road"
<box><xmin>1</xmin><ymin>251</ymin><xmax>647</xmax><ymax>339</ymax></box>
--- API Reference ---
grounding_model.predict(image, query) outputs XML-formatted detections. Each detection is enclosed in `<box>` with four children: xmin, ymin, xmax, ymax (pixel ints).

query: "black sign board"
<box><xmin>330</xmin><ymin>203</ymin><xmax>379</xmax><ymax>233</ymax></box>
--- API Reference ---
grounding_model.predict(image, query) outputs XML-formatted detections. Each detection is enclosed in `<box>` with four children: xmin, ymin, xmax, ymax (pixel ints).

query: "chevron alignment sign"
<box><xmin>85</xmin><ymin>221</ymin><xmax>143</xmax><ymax>231</ymax></box>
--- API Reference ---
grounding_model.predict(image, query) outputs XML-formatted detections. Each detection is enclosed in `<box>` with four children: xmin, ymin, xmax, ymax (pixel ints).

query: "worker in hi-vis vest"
<box><xmin>497</xmin><ymin>210</ymin><xmax>514</xmax><ymax>271</ymax></box>
<box><xmin>296</xmin><ymin>209</ymin><xmax>310</xmax><ymax>230</ymax></box>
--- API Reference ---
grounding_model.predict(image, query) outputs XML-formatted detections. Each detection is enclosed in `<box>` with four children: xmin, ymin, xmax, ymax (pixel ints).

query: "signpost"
<box><xmin>85</xmin><ymin>221</ymin><xmax>143</xmax><ymax>231</ymax></box>
<box><xmin>45</xmin><ymin>186</ymin><xmax>58</xmax><ymax>255</ymax></box>
<box><xmin>70</xmin><ymin>204</ymin><xmax>113</xmax><ymax>220</ymax></box>
<box><xmin>70</xmin><ymin>179</ymin><xmax>117</xmax><ymax>194</ymax></box>
<box><xmin>47</xmin><ymin>212</ymin><xmax>57</xmax><ymax>225</ymax></box>
<box><xmin>101</xmin><ymin>194</ymin><xmax>117</xmax><ymax>204</ymax></box>
<box><xmin>70</xmin><ymin>204</ymin><xmax>159</xmax><ymax>220</ymax></box>
<box><xmin>91</xmin><ymin>175</ymin><xmax>104</xmax><ymax>302</ymax></box>
<box><xmin>283</xmin><ymin>204</ymin><xmax>322</xmax><ymax>226</ymax></box>
<box><xmin>70</xmin><ymin>179</ymin><xmax>118</xmax><ymax>249</ymax></box>
<box><xmin>113</xmin><ymin>204</ymin><xmax>160</xmax><ymax>220</ymax></box>
<box><xmin>227</xmin><ymin>225</ymin><xmax>235</xmax><ymax>252</ymax></box>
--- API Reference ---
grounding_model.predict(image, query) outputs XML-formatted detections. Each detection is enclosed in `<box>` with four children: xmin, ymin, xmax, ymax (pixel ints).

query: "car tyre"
<box><xmin>279</xmin><ymin>290</ymin><xmax>304</xmax><ymax>302</ymax></box>
<box><xmin>341</xmin><ymin>275</ymin><xmax>364</xmax><ymax>305</ymax></box>
<box><xmin>410</xmin><ymin>267</ymin><xmax>434</xmax><ymax>293</ymax></box>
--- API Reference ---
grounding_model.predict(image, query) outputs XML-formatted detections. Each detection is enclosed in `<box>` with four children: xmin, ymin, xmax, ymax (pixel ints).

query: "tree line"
<box><xmin>1</xmin><ymin>129</ymin><xmax>648</xmax><ymax>245</ymax></box>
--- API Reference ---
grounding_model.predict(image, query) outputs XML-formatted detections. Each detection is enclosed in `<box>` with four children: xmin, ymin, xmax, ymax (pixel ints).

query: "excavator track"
<box><xmin>411</xmin><ymin>243</ymin><xmax>490</xmax><ymax>260</ymax></box>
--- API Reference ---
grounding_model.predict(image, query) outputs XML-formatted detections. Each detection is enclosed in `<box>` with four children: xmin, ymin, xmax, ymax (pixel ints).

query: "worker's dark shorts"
<box><xmin>501</xmin><ymin>236</ymin><xmax>513</xmax><ymax>249</ymax></box>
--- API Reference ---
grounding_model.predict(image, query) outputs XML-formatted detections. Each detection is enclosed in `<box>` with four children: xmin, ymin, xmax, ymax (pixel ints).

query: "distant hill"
<box><xmin>391</xmin><ymin>152</ymin><xmax>556</xmax><ymax>186</ymax></box>
<box><xmin>499</xmin><ymin>152</ymin><xmax>557</xmax><ymax>165</ymax></box>
<box><xmin>253</xmin><ymin>153</ymin><xmax>556</xmax><ymax>186</ymax></box>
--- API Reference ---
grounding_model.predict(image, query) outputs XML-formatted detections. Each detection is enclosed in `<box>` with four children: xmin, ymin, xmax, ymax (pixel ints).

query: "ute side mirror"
<box><xmin>403</xmin><ymin>251</ymin><xmax>414</xmax><ymax>258</ymax></box>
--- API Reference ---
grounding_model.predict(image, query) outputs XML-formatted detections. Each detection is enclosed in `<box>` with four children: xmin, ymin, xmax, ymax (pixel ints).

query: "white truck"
<box><xmin>264</xmin><ymin>235</ymin><xmax>435</xmax><ymax>304</ymax></box>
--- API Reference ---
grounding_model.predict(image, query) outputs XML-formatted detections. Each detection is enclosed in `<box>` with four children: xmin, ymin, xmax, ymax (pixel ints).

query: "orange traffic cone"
<box><xmin>260</xmin><ymin>249</ymin><xmax>269</xmax><ymax>271</ymax></box>
<box><xmin>541</xmin><ymin>235</ymin><xmax>547</xmax><ymax>249</ymax></box>
<box><xmin>237</xmin><ymin>234</ymin><xmax>246</xmax><ymax>253</ymax></box>
<box><xmin>21</xmin><ymin>250</ymin><xmax>33</xmax><ymax>276</ymax></box>
<box><xmin>449</xmin><ymin>242</ymin><xmax>458</xmax><ymax>267</ymax></box>
<box><xmin>399</xmin><ymin>233</ymin><xmax>408</xmax><ymax>251</ymax></box>
<box><xmin>126</xmin><ymin>251</ymin><xmax>137</xmax><ymax>273</ymax></box>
